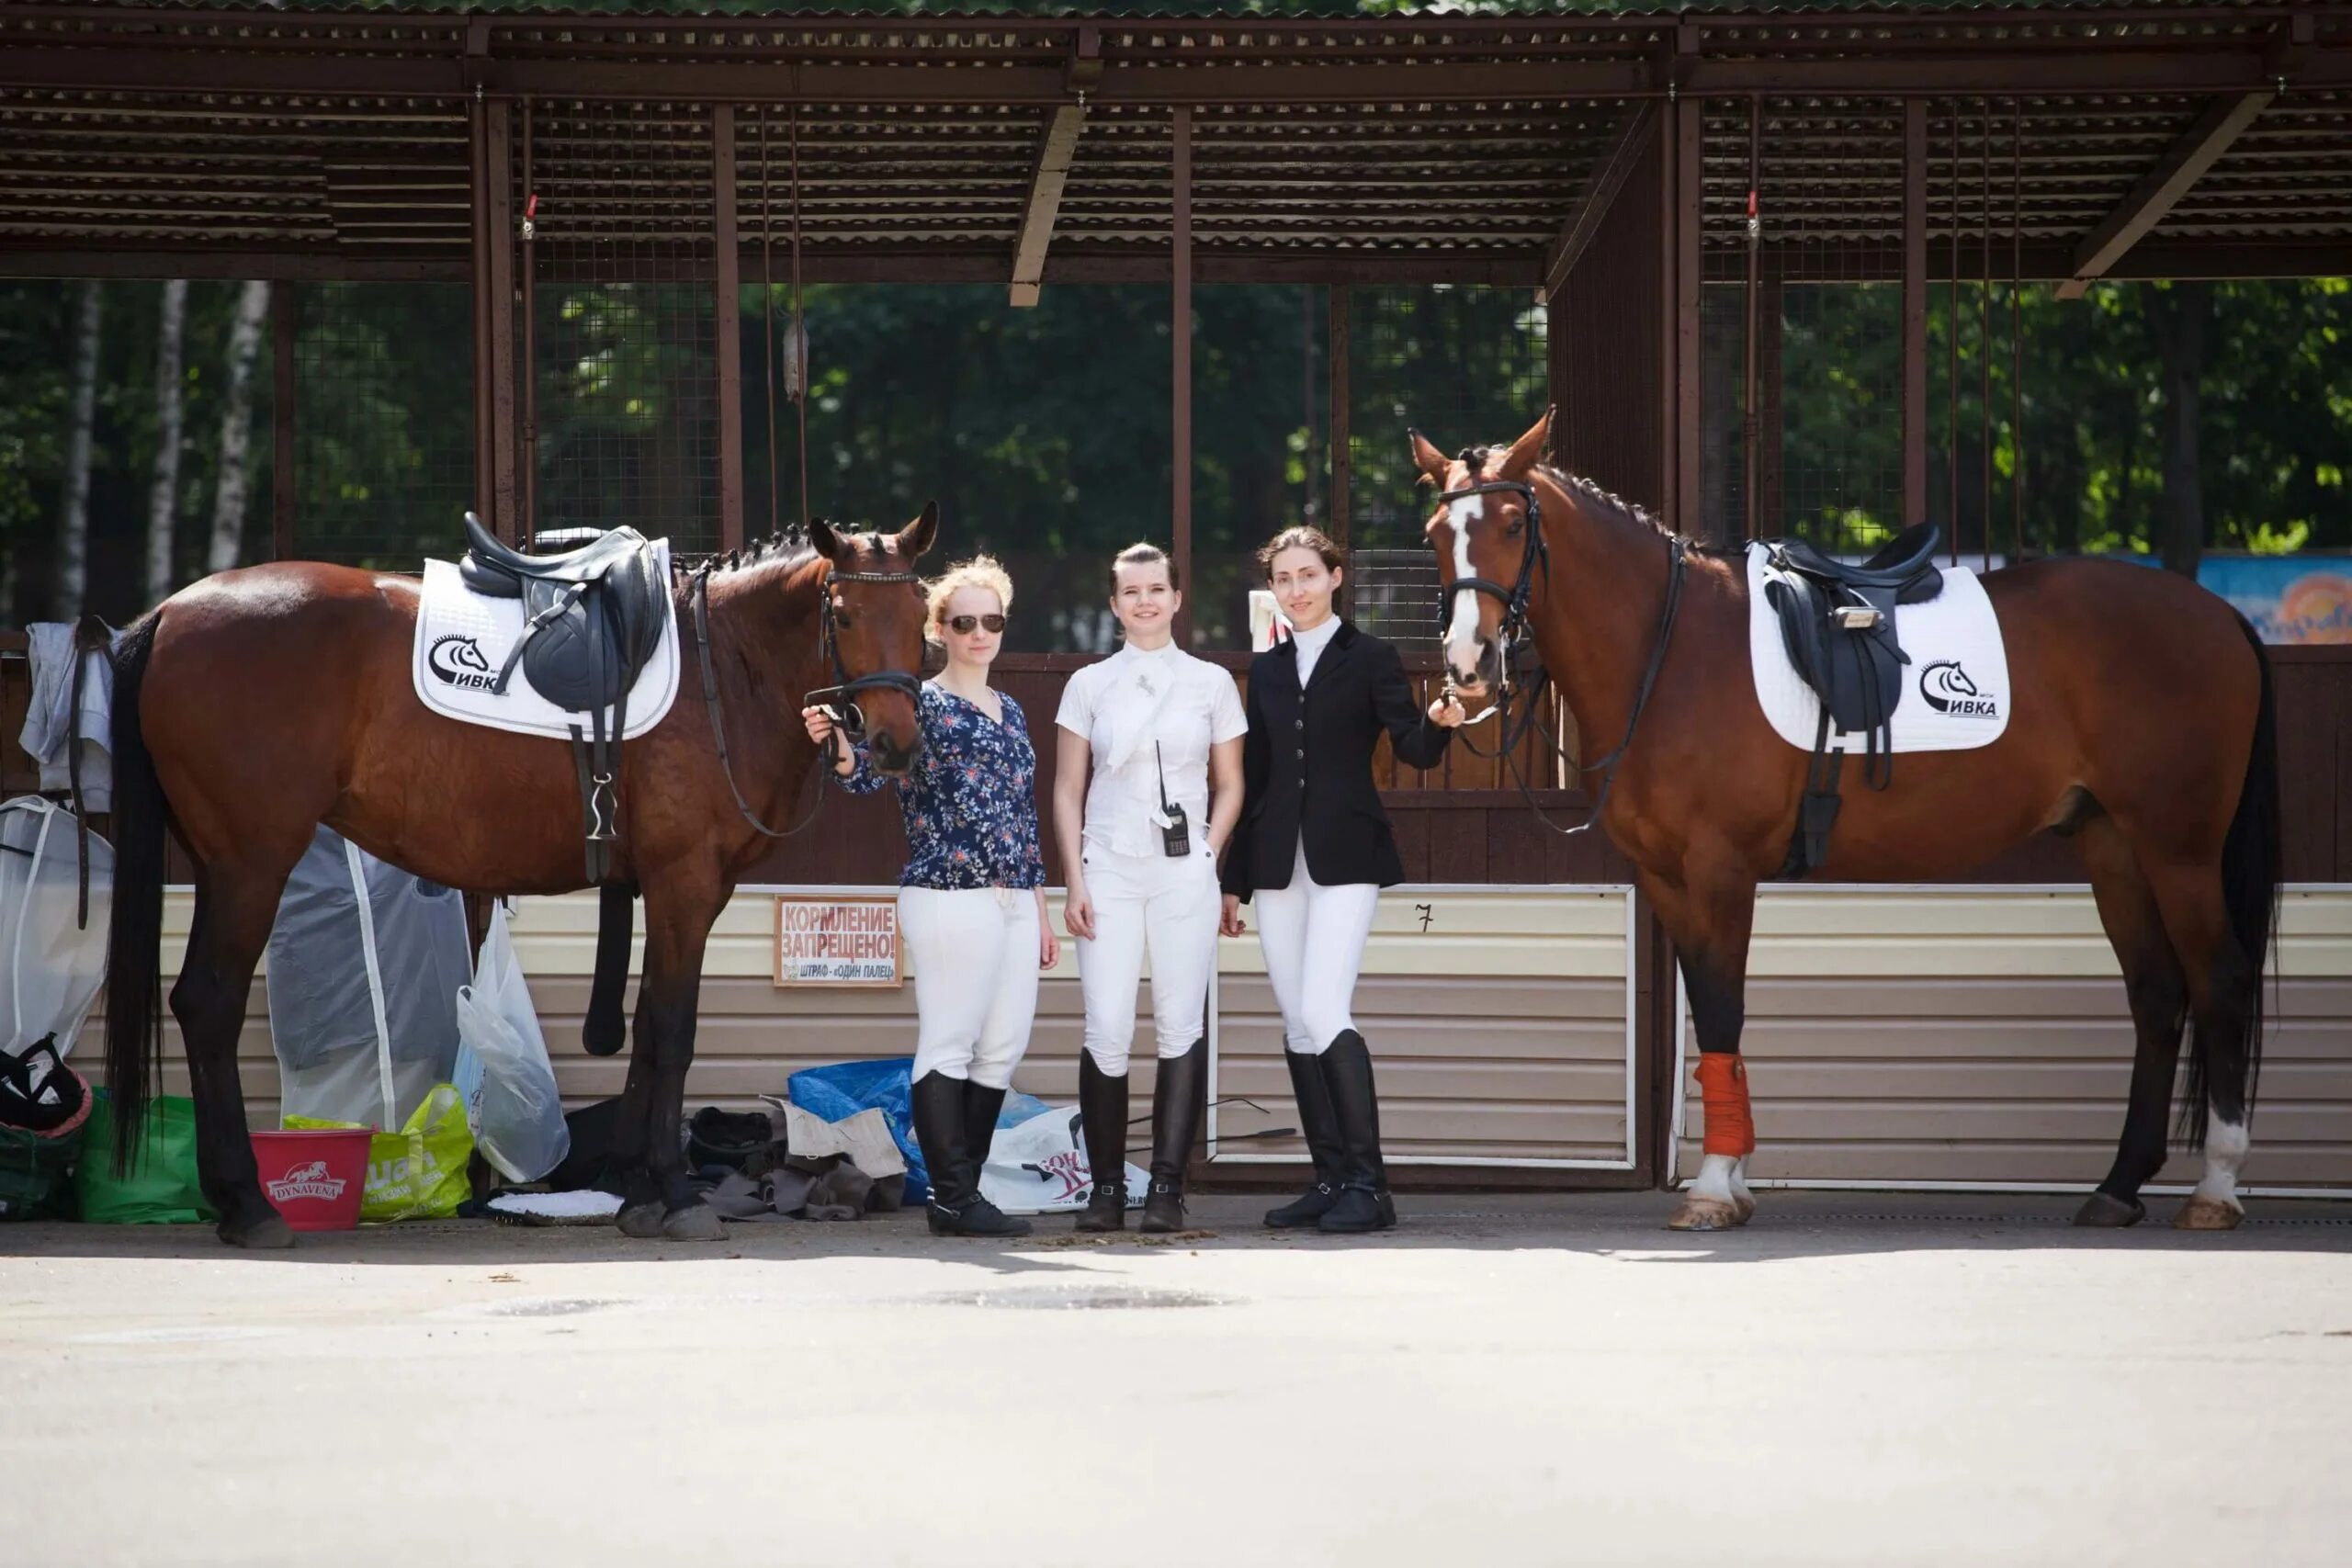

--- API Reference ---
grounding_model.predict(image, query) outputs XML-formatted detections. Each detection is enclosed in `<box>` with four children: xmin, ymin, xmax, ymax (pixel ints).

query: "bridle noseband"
<box><xmin>1432</xmin><ymin>458</ymin><xmax>1686</xmax><ymax>838</ymax></box>
<box><xmin>689</xmin><ymin>557</ymin><xmax>927</xmax><ymax>842</ymax></box>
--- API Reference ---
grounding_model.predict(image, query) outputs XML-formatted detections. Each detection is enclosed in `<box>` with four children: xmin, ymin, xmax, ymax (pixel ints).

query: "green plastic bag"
<box><xmin>74</xmin><ymin>1092</ymin><xmax>218</xmax><ymax>1224</ymax></box>
<box><xmin>287</xmin><ymin>1083</ymin><xmax>472</xmax><ymax>1223</ymax></box>
<box><xmin>0</xmin><ymin>1123</ymin><xmax>83</xmax><ymax>1221</ymax></box>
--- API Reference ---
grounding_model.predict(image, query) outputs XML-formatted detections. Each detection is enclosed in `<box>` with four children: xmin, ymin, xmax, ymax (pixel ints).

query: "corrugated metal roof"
<box><xmin>6</xmin><ymin>0</ymin><xmax>2322</xmax><ymax>17</ymax></box>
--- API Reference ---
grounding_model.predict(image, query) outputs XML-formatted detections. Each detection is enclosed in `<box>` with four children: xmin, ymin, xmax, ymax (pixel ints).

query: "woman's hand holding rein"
<box><xmin>799</xmin><ymin>705</ymin><xmax>856</xmax><ymax>775</ymax></box>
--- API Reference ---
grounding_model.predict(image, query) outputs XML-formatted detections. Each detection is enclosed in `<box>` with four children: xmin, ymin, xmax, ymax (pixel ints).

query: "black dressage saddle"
<box><xmin>1760</xmin><ymin>522</ymin><xmax>1945</xmax><ymax>878</ymax></box>
<box><xmin>458</xmin><ymin>511</ymin><xmax>671</xmax><ymax>881</ymax></box>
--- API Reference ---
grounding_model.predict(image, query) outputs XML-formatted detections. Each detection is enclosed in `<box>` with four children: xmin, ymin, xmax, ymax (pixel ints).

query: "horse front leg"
<box><xmin>1644</xmin><ymin>859</ymin><xmax>1761</xmax><ymax>1232</ymax></box>
<box><xmin>613</xmin><ymin>865</ymin><xmax>727</xmax><ymax>1243</ymax></box>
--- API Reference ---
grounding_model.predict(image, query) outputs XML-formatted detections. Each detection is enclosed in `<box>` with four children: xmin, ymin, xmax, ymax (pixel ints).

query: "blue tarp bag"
<box><xmin>786</xmin><ymin>1058</ymin><xmax>1053</xmax><ymax>1206</ymax></box>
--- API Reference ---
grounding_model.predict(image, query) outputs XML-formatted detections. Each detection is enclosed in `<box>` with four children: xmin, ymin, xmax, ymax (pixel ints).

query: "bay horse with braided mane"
<box><xmin>104</xmin><ymin>508</ymin><xmax>938</xmax><ymax>1247</ymax></box>
<box><xmin>1414</xmin><ymin>412</ymin><xmax>2279</xmax><ymax>1233</ymax></box>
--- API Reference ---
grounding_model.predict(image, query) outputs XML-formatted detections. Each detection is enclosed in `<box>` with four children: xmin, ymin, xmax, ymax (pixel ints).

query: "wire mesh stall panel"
<box><xmin>288</xmin><ymin>283</ymin><xmax>475</xmax><ymax>569</ymax></box>
<box><xmin>524</xmin><ymin>101</ymin><xmax>721</xmax><ymax>558</ymax></box>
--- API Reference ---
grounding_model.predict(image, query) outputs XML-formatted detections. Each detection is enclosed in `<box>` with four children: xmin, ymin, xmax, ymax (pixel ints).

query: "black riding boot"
<box><xmin>1317</xmin><ymin>1032</ymin><xmax>1396</xmax><ymax>1234</ymax></box>
<box><xmin>1074</xmin><ymin>1052</ymin><xmax>1129</xmax><ymax>1233</ymax></box>
<box><xmin>1140</xmin><ymin>1043</ymin><xmax>1206</xmax><ymax>1234</ymax></box>
<box><xmin>966</xmin><ymin>1081</ymin><xmax>1008</xmax><ymax>1177</ymax></box>
<box><xmin>1263</xmin><ymin>1047</ymin><xmax>1347</xmax><ymax>1228</ymax></box>
<box><xmin>912</xmin><ymin>1071</ymin><xmax>1030</xmax><ymax>1237</ymax></box>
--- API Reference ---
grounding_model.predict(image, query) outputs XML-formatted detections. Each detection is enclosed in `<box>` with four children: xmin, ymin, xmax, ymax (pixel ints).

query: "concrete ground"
<box><xmin>5</xmin><ymin>1190</ymin><xmax>2351</xmax><ymax>1567</ymax></box>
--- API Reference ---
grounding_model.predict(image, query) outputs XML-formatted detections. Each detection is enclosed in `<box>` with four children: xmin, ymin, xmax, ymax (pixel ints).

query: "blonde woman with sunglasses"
<box><xmin>801</xmin><ymin>555</ymin><xmax>1056</xmax><ymax>1237</ymax></box>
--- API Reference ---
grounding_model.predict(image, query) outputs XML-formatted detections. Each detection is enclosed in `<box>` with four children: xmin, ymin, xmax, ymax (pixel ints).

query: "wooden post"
<box><xmin>271</xmin><ymin>282</ymin><xmax>296</xmax><ymax>561</ymax></box>
<box><xmin>1171</xmin><ymin>106</ymin><xmax>1193</xmax><ymax>645</ymax></box>
<box><xmin>1903</xmin><ymin>99</ymin><xmax>1929</xmax><ymax>528</ymax></box>
<box><xmin>714</xmin><ymin>104</ymin><xmax>745</xmax><ymax>554</ymax></box>
<box><xmin>1329</xmin><ymin>282</ymin><xmax>1351</xmax><ymax>586</ymax></box>
<box><xmin>1672</xmin><ymin>96</ymin><xmax>1702</xmax><ymax>540</ymax></box>
<box><xmin>483</xmin><ymin>97</ymin><xmax>519</xmax><ymax>545</ymax></box>
<box><xmin>519</xmin><ymin>96</ymin><xmax>537</xmax><ymax>543</ymax></box>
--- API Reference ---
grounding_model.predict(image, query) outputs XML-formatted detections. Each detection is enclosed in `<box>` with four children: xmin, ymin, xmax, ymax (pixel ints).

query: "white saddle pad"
<box><xmin>412</xmin><ymin>545</ymin><xmax>680</xmax><ymax>742</ymax></box>
<box><xmin>1745</xmin><ymin>541</ymin><xmax>2010</xmax><ymax>755</ymax></box>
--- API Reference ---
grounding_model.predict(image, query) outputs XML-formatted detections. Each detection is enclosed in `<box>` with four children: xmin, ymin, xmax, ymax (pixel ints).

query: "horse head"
<box><xmin>808</xmin><ymin>503</ymin><xmax>938</xmax><ymax>776</ymax></box>
<box><xmin>1410</xmin><ymin>408</ymin><xmax>1554</xmax><ymax>698</ymax></box>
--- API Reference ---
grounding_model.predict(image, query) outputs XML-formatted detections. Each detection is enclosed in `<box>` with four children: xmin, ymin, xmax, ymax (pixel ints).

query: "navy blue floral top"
<box><xmin>834</xmin><ymin>683</ymin><xmax>1046</xmax><ymax>892</ymax></box>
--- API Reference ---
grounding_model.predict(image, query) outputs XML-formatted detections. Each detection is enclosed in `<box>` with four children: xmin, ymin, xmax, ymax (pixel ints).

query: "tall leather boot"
<box><xmin>1074</xmin><ymin>1052</ymin><xmax>1129</xmax><ymax>1233</ymax></box>
<box><xmin>912</xmin><ymin>1071</ymin><xmax>1030</xmax><ymax>1237</ymax></box>
<box><xmin>1317</xmin><ymin>1031</ymin><xmax>1396</xmax><ymax>1234</ymax></box>
<box><xmin>1263</xmin><ymin>1047</ymin><xmax>1347</xmax><ymax>1228</ymax></box>
<box><xmin>1139</xmin><ymin>1043</ymin><xmax>1205</xmax><ymax>1234</ymax></box>
<box><xmin>965</xmin><ymin>1081</ymin><xmax>1008</xmax><ymax>1178</ymax></box>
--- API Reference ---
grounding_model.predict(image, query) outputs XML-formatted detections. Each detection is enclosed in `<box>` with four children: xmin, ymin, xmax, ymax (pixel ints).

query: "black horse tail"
<box><xmin>104</xmin><ymin>612</ymin><xmax>170</xmax><ymax>1168</ymax></box>
<box><xmin>2180</xmin><ymin>613</ymin><xmax>2281</xmax><ymax>1150</ymax></box>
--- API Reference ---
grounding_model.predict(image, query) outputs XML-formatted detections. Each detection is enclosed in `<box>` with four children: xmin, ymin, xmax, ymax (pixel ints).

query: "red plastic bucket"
<box><xmin>250</xmin><ymin>1129</ymin><xmax>371</xmax><ymax>1232</ymax></box>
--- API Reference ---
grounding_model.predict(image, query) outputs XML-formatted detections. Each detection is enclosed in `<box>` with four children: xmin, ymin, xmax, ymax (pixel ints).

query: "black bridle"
<box><xmin>1434</xmin><ymin>462</ymin><xmax>1687</xmax><ymax>839</ymax></box>
<box><xmin>689</xmin><ymin>559</ymin><xmax>926</xmax><ymax>842</ymax></box>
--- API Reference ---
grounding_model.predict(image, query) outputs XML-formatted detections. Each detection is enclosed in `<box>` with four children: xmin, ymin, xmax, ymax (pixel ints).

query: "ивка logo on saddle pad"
<box><xmin>427</xmin><ymin>634</ymin><xmax>498</xmax><ymax>690</ymax></box>
<box><xmin>1920</xmin><ymin>660</ymin><xmax>1999</xmax><ymax>717</ymax></box>
<box><xmin>265</xmin><ymin>1159</ymin><xmax>349</xmax><ymax>1205</ymax></box>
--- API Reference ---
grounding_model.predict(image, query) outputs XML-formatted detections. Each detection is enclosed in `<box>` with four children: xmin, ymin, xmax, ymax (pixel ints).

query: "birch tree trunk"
<box><xmin>54</xmin><ymin>279</ymin><xmax>103</xmax><ymax>620</ymax></box>
<box><xmin>145</xmin><ymin>277</ymin><xmax>189</xmax><ymax>604</ymax></box>
<box><xmin>207</xmin><ymin>278</ymin><xmax>271</xmax><ymax>573</ymax></box>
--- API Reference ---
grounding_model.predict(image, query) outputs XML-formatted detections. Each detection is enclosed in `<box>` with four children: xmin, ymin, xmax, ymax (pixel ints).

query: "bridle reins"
<box><xmin>688</xmin><ymin>557</ymin><xmax>926</xmax><ymax>842</ymax></box>
<box><xmin>1434</xmin><ymin>460</ymin><xmax>1687</xmax><ymax>839</ymax></box>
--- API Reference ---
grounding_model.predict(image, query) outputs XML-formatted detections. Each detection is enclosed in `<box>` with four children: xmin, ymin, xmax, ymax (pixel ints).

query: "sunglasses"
<box><xmin>945</xmin><ymin>614</ymin><xmax>1007</xmax><ymax>635</ymax></box>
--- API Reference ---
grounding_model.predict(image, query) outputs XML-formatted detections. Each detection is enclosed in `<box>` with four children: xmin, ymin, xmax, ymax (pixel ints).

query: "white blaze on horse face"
<box><xmin>1443</xmin><ymin>491</ymin><xmax>1487</xmax><ymax>680</ymax></box>
<box><xmin>2192</xmin><ymin>1115</ymin><xmax>2251</xmax><ymax>1213</ymax></box>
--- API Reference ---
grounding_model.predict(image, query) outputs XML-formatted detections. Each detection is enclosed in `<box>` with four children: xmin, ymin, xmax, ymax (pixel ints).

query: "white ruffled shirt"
<box><xmin>1056</xmin><ymin>641</ymin><xmax>1248</xmax><ymax>859</ymax></box>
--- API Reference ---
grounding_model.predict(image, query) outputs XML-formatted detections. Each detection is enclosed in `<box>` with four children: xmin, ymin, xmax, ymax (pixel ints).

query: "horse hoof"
<box><xmin>2173</xmin><ymin>1196</ymin><xmax>2245</xmax><ymax>1232</ymax></box>
<box><xmin>616</xmin><ymin>1201</ymin><xmax>668</xmax><ymax>1239</ymax></box>
<box><xmin>1667</xmin><ymin>1197</ymin><xmax>1743</xmax><ymax>1232</ymax></box>
<box><xmin>1732</xmin><ymin>1191</ymin><xmax>1758</xmax><ymax>1224</ymax></box>
<box><xmin>220</xmin><ymin>1211</ymin><xmax>295</xmax><ymax>1250</ymax></box>
<box><xmin>662</xmin><ymin>1203</ymin><xmax>725</xmax><ymax>1242</ymax></box>
<box><xmin>2072</xmin><ymin>1191</ymin><xmax>2146</xmax><ymax>1228</ymax></box>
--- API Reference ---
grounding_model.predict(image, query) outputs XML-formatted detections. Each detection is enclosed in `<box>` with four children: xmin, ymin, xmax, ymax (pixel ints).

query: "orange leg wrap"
<box><xmin>1695</xmin><ymin>1053</ymin><xmax>1757</xmax><ymax>1158</ymax></box>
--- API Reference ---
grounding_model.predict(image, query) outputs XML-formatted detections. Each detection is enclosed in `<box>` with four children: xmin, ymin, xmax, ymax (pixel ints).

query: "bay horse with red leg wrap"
<box><xmin>1414</xmin><ymin>411</ymin><xmax>2279</xmax><ymax>1232</ymax></box>
<box><xmin>103</xmin><ymin>509</ymin><xmax>937</xmax><ymax>1247</ymax></box>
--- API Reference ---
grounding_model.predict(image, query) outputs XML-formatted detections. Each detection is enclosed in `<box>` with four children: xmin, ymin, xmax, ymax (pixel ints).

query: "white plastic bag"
<box><xmin>978</xmin><ymin>1102</ymin><xmax>1149</xmax><ymax>1216</ymax></box>
<box><xmin>454</xmin><ymin>902</ymin><xmax>569</xmax><ymax>1182</ymax></box>
<box><xmin>1</xmin><ymin>796</ymin><xmax>112</xmax><ymax>1060</ymax></box>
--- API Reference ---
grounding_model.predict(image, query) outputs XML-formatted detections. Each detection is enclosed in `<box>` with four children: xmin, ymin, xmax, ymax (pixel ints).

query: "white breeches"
<box><xmin>1252</xmin><ymin>840</ymin><xmax>1380</xmax><ymax>1055</ymax></box>
<box><xmin>899</xmin><ymin>885</ymin><xmax>1041</xmax><ymax>1090</ymax></box>
<box><xmin>1077</xmin><ymin>845</ymin><xmax>1220</xmax><ymax>1075</ymax></box>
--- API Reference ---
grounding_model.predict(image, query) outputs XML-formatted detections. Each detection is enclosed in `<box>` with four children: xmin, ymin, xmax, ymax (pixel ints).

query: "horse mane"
<box><xmin>709</xmin><ymin>525</ymin><xmax>822</xmax><ymax>577</ymax></box>
<box><xmin>1461</xmin><ymin>445</ymin><xmax>1722</xmax><ymax>557</ymax></box>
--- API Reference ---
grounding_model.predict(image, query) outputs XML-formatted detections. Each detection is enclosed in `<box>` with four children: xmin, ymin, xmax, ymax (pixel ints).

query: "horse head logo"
<box><xmin>1920</xmin><ymin>660</ymin><xmax>1984</xmax><ymax>713</ymax></box>
<box><xmin>428</xmin><ymin>634</ymin><xmax>494</xmax><ymax>686</ymax></box>
<box><xmin>288</xmin><ymin>1159</ymin><xmax>329</xmax><ymax>1183</ymax></box>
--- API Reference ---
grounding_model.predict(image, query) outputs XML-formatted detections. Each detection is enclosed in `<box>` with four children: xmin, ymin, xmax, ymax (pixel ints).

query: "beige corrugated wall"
<box><xmin>135</xmin><ymin>885</ymin><xmax>1641</xmax><ymax>1169</ymax></box>
<box><xmin>1674</xmin><ymin>887</ymin><xmax>2352</xmax><ymax>1191</ymax></box>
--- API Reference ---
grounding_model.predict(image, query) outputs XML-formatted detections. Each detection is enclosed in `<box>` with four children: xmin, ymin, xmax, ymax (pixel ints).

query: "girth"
<box><xmin>1763</xmin><ymin>522</ymin><xmax>1945</xmax><ymax>879</ymax></box>
<box><xmin>459</xmin><ymin>512</ymin><xmax>670</xmax><ymax>882</ymax></box>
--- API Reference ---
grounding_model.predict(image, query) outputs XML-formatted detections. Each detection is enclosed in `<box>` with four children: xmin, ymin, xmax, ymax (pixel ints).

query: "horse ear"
<box><xmin>898</xmin><ymin>501</ymin><xmax>940</xmax><ymax>561</ymax></box>
<box><xmin>1408</xmin><ymin>428</ymin><xmax>1451</xmax><ymax>486</ymax></box>
<box><xmin>808</xmin><ymin>518</ymin><xmax>843</xmax><ymax>560</ymax></box>
<box><xmin>1495</xmin><ymin>407</ymin><xmax>1555</xmax><ymax>479</ymax></box>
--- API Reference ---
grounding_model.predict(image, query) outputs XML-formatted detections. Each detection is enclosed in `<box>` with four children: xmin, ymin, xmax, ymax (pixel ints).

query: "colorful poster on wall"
<box><xmin>2196</xmin><ymin>555</ymin><xmax>2352</xmax><ymax>645</ymax></box>
<box><xmin>773</xmin><ymin>896</ymin><xmax>901</xmax><ymax>987</ymax></box>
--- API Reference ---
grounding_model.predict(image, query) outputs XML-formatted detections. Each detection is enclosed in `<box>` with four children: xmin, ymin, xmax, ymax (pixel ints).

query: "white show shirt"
<box><xmin>1057</xmin><ymin>641</ymin><xmax>1248</xmax><ymax>859</ymax></box>
<box><xmin>1289</xmin><ymin>615</ymin><xmax>1342</xmax><ymax>686</ymax></box>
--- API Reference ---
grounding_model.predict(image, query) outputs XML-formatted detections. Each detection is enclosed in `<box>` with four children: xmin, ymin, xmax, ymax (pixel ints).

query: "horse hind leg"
<box><xmin>1657</xmin><ymin>870</ymin><xmax>1759</xmax><ymax>1233</ymax></box>
<box><xmin>2148</xmin><ymin>861</ymin><xmax>2263</xmax><ymax>1233</ymax></box>
<box><xmin>2074</xmin><ymin>816</ymin><xmax>2187</xmax><ymax>1229</ymax></box>
<box><xmin>175</xmin><ymin>865</ymin><xmax>301</xmax><ymax>1248</ymax></box>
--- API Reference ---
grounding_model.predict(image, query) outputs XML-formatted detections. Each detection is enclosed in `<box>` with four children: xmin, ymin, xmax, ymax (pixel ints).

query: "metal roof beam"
<box><xmin>1544</xmin><ymin>101</ymin><xmax>1657</xmax><ymax>295</ymax></box>
<box><xmin>2052</xmin><ymin>90</ymin><xmax>2276</xmax><ymax>299</ymax></box>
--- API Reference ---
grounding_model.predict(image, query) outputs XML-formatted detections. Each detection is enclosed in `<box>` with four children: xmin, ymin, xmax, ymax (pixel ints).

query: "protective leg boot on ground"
<box><xmin>1075</xmin><ymin>1052</ymin><xmax>1129</xmax><ymax>1233</ymax></box>
<box><xmin>1317</xmin><ymin>1032</ymin><xmax>1396</xmax><ymax>1234</ymax></box>
<box><xmin>1264</xmin><ymin>1047</ymin><xmax>1347</xmax><ymax>1228</ymax></box>
<box><xmin>1141</xmin><ymin>1043</ymin><xmax>1205</xmax><ymax>1234</ymax></box>
<box><xmin>911</xmin><ymin>1071</ymin><xmax>1030</xmax><ymax>1237</ymax></box>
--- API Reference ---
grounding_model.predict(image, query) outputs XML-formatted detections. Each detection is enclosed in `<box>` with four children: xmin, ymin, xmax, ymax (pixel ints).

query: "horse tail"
<box><xmin>104</xmin><ymin>612</ymin><xmax>170</xmax><ymax>1168</ymax></box>
<box><xmin>2180</xmin><ymin>613</ymin><xmax>2281</xmax><ymax>1149</ymax></box>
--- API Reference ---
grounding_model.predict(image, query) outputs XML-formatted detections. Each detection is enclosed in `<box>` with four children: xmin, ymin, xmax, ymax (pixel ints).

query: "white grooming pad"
<box><xmin>412</xmin><ymin>547</ymin><xmax>679</xmax><ymax>741</ymax></box>
<box><xmin>1746</xmin><ymin>541</ymin><xmax>2012</xmax><ymax>755</ymax></box>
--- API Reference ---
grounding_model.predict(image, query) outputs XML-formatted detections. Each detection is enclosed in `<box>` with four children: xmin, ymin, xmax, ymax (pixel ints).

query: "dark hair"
<box><xmin>1257</xmin><ymin>525</ymin><xmax>1344</xmax><ymax>579</ymax></box>
<box><xmin>1109</xmin><ymin>542</ymin><xmax>1180</xmax><ymax>593</ymax></box>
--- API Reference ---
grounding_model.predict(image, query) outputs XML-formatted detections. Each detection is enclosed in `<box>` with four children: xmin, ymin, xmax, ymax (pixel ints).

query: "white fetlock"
<box><xmin>2176</xmin><ymin>1117</ymin><xmax>2249</xmax><ymax>1231</ymax></box>
<box><xmin>1669</xmin><ymin>1153</ymin><xmax>1748</xmax><ymax>1231</ymax></box>
<box><xmin>1730</xmin><ymin>1156</ymin><xmax>1757</xmax><ymax>1223</ymax></box>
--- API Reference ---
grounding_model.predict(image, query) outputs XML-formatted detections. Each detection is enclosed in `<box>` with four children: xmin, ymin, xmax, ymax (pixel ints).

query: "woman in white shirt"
<box><xmin>1054</xmin><ymin>543</ymin><xmax>1248</xmax><ymax>1233</ymax></box>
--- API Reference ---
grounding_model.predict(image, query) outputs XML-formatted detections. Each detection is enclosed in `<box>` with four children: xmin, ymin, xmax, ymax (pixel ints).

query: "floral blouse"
<box><xmin>834</xmin><ymin>683</ymin><xmax>1046</xmax><ymax>892</ymax></box>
